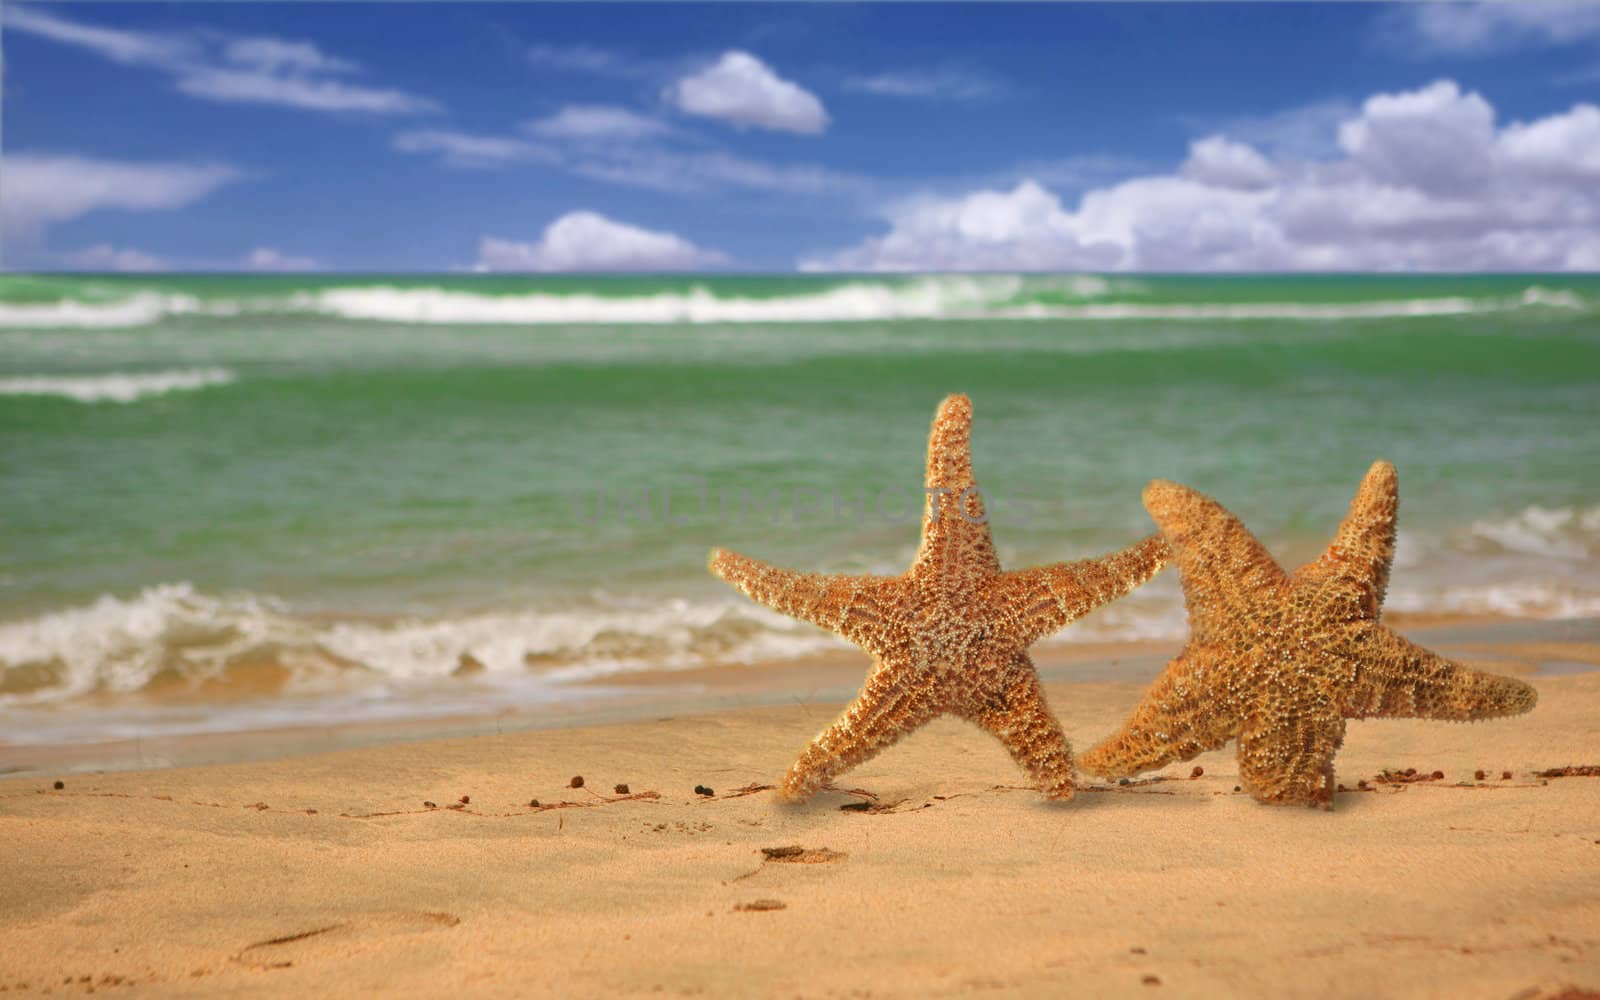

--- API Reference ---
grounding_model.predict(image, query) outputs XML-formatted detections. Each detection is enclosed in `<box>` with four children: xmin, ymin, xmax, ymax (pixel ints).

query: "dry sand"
<box><xmin>2</xmin><ymin>645</ymin><xmax>1598</xmax><ymax>998</ymax></box>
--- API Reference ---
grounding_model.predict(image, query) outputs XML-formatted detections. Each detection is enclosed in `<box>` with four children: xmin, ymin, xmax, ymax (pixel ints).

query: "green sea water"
<box><xmin>2</xmin><ymin>272</ymin><xmax>1598</xmax><ymax>741</ymax></box>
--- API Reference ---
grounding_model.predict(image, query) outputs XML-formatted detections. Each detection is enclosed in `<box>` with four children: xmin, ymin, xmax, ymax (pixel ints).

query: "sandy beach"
<box><xmin>2</xmin><ymin>624</ymin><xmax>1597</xmax><ymax>998</ymax></box>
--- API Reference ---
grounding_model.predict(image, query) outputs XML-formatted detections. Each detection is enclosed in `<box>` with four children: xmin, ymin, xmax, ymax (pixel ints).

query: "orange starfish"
<box><xmin>1079</xmin><ymin>461</ymin><xmax>1537</xmax><ymax>809</ymax></box>
<box><xmin>708</xmin><ymin>394</ymin><xmax>1170</xmax><ymax>802</ymax></box>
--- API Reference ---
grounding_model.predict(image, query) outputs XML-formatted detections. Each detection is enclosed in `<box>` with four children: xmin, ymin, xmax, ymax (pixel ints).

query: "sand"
<box><xmin>2</xmin><ymin>640</ymin><xmax>1598</xmax><ymax>997</ymax></box>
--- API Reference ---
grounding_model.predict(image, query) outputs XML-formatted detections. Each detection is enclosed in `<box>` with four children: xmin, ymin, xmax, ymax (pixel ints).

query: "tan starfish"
<box><xmin>708</xmin><ymin>394</ymin><xmax>1170</xmax><ymax>802</ymax></box>
<box><xmin>1078</xmin><ymin>461</ymin><xmax>1537</xmax><ymax>808</ymax></box>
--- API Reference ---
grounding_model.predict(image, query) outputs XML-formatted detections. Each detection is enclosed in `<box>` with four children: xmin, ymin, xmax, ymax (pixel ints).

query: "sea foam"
<box><xmin>0</xmin><ymin>293</ymin><xmax>207</xmax><ymax>329</ymax></box>
<box><xmin>0</xmin><ymin>278</ymin><xmax>1585</xmax><ymax>329</ymax></box>
<box><xmin>0</xmin><ymin>368</ymin><xmax>237</xmax><ymax>404</ymax></box>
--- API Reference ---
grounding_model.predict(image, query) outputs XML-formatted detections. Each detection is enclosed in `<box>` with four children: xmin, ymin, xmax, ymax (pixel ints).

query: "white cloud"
<box><xmin>245</xmin><ymin>247</ymin><xmax>318</xmax><ymax>271</ymax></box>
<box><xmin>2</xmin><ymin>154</ymin><xmax>238</xmax><ymax>236</ymax></box>
<box><xmin>1181</xmin><ymin>136</ymin><xmax>1278</xmax><ymax>190</ymax></box>
<box><xmin>393</xmin><ymin>125</ymin><xmax>868</xmax><ymax>198</ymax></box>
<box><xmin>391</xmin><ymin>130</ymin><xmax>554</xmax><ymax>168</ymax></box>
<box><xmin>841</xmin><ymin>68</ymin><xmax>999</xmax><ymax>101</ymax></box>
<box><xmin>804</xmin><ymin>80</ymin><xmax>1600</xmax><ymax>272</ymax></box>
<box><xmin>527</xmin><ymin>44</ymin><xmax>650</xmax><ymax>80</ymax></box>
<box><xmin>1183</xmin><ymin>98</ymin><xmax>1359</xmax><ymax>161</ymax></box>
<box><xmin>1336</xmin><ymin>80</ymin><xmax>1497</xmax><ymax>195</ymax></box>
<box><xmin>3</xmin><ymin>4</ymin><xmax>193</xmax><ymax>64</ymax></box>
<box><xmin>1394</xmin><ymin>2</ymin><xmax>1600</xmax><ymax>54</ymax></box>
<box><xmin>476</xmin><ymin>212</ymin><xmax>726</xmax><ymax>272</ymax></box>
<box><xmin>523</xmin><ymin>105</ymin><xmax>672</xmax><ymax>141</ymax></box>
<box><xmin>565</xmin><ymin>147</ymin><xmax>869</xmax><ymax>197</ymax></box>
<box><xmin>4</xmin><ymin>6</ymin><xmax>437</xmax><ymax>114</ymax></box>
<box><xmin>665</xmin><ymin>51</ymin><xmax>828</xmax><ymax>135</ymax></box>
<box><xmin>66</xmin><ymin>245</ymin><xmax>170</xmax><ymax>272</ymax></box>
<box><xmin>223</xmin><ymin>37</ymin><xmax>354</xmax><ymax>75</ymax></box>
<box><xmin>1500</xmin><ymin>103</ymin><xmax>1600</xmax><ymax>179</ymax></box>
<box><xmin>176</xmin><ymin>69</ymin><xmax>435</xmax><ymax>114</ymax></box>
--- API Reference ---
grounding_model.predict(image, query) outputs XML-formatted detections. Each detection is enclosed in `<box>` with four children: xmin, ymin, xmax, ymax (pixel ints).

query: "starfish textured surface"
<box><xmin>708</xmin><ymin>394</ymin><xmax>1169</xmax><ymax>802</ymax></box>
<box><xmin>1079</xmin><ymin>461</ymin><xmax>1538</xmax><ymax>809</ymax></box>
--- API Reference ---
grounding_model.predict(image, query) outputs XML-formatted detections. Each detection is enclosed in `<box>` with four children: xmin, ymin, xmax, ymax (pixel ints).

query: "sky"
<box><xmin>3</xmin><ymin>1</ymin><xmax>1600</xmax><ymax>273</ymax></box>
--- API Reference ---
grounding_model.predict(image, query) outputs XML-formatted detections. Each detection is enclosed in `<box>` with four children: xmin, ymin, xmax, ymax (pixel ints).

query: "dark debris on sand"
<box><xmin>1375</xmin><ymin>768</ymin><xmax>1446</xmax><ymax>785</ymax></box>
<box><xmin>760</xmin><ymin>845</ymin><xmax>845</xmax><ymax>864</ymax></box>
<box><xmin>1536</xmin><ymin>765</ymin><xmax>1600</xmax><ymax>778</ymax></box>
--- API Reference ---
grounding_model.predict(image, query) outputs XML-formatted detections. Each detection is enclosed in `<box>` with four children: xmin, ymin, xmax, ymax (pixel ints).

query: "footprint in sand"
<box><xmin>233</xmin><ymin>911</ymin><xmax>460</xmax><ymax>969</ymax></box>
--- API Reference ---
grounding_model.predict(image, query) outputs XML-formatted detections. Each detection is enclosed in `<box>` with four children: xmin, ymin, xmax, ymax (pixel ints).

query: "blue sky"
<box><xmin>4</xmin><ymin>2</ymin><xmax>1600</xmax><ymax>272</ymax></box>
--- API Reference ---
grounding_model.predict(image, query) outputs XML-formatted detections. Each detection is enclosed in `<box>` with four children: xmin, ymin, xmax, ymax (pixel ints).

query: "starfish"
<box><xmin>707</xmin><ymin>394</ymin><xmax>1170</xmax><ymax>802</ymax></box>
<box><xmin>1078</xmin><ymin>461</ymin><xmax>1537</xmax><ymax>809</ymax></box>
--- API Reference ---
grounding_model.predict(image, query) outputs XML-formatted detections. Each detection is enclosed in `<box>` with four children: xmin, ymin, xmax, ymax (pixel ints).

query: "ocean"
<box><xmin>3</xmin><ymin>272</ymin><xmax>1598</xmax><ymax>749</ymax></box>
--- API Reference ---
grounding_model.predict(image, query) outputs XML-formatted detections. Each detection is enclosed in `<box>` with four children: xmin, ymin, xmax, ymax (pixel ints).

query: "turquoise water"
<box><xmin>2</xmin><ymin>272</ymin><xmax>1598</xmax><ymax>740</ymax></box>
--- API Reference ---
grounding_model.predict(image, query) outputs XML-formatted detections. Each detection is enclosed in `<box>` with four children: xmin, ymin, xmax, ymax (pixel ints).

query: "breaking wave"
<box><xmin>0</xmin><ymin>583</ymin><xmax>843</xmax><ymax>708</ymax></box>
<box><xmin>0</xmin><ymin>368</ymin><xmax>237</xmax><ymax>403</ymax></box>
<box><xmin>0</xmin><ymin>277</ymin><xmax>1586</xmax><ymax>329</ymax></box>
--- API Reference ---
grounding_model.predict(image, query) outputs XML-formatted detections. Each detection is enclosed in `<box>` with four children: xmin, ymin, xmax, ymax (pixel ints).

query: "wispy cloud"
<box><xmin>4</xmin><ymin>5</ymin><xmax>438</xmax><ymax>114</ymax></box>
<box><xmin>394</xmin><ymin>125</ymin><xmax>868</xmax><ymax>199</ymax></box>
<box><xmin>245</xmin><ymin>247</ymin><xmax>318</xmax><ymax>272</ymax></box>
<box><xmin>66</xmin><ymin>244</ymin><xmax>171</xmax><ymax>272</ymax></box>
<box><xmin>523</xmin><ymin>105</ymin><xmax>674</xmax><ymax>141</ymax></box>
<box><xmin>840</xmin><ymin>67</ymin><xmax>1001</xmax><ymax>102</ymax></box>
<box><xmin>575</xmin><ymin>146</ymin><xmax>869</xmax><ymax>197</ymax></box>
<box><xmin>2</xmin><ymin>154</ymin><xmax>240</xmax><ymax>238</ymax></box>
<box><xmin>391</xmin><ymin>130</ymin><xmax>555</xmax><ymax>169</ymax></box>
<box><xmin>526</xmin><ymin>43</ymin><xmax>656</xmax><ymax>80</ymax></box>
<box><xmin>1382</xmin><ymin>2</ymin><xmax>1600</xmax><ymax>55</ymax></box>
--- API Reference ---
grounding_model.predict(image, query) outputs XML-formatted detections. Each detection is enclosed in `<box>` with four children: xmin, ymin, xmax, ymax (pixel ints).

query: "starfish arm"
<box><xmin>1236</xmin><ymin>694</ymin><xmax>1346</xmax><ymax>809</ymax></box>
<box><xmin>987</xmin><ymin>534</ymin><xmax>1171</xmax><ymax>645</ymax></box>
<box><xmin>1291</xmin><ymin>460</ymin><xmax>1399</xmax><ymax>622</ymax></box>
<box><xmin>1076</xmin><ymin>649</ymin><xmax>1242</xmax><ymax>779</ymax></box>
<box><xmin>1143</xmin><ymin>480</ymin><xmax>1289</xmax><ymax>644</ymax></box>
<box><xmin>1345</xmin><ymin>629</ymin><xmax>1538</xmax><ymax>721</ymax></box>
<box><xmin>779</xmin><ymin>660</ymin><xmax>942</xmax><ymax>802</ymax></box>
<box><xmin>708</xmin><ymin>548</ymin><xmax>902</xmax><ymax>654</ymax></box>
<box><xmin>957</xmin><ymin>659</ymin><xmax>1075</xmax><ymax>799</ymax></box>
<box><xmin>913</xmin><ymin>393</ymin><xmax>1001</xmax><ymax>581</ymax></box>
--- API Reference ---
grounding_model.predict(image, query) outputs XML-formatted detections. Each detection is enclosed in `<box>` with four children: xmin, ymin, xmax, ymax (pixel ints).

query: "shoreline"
<box><xmin>3</xmin><ymin>615</ymin><xmax>1596</xmax><ymax>779</ymax></box>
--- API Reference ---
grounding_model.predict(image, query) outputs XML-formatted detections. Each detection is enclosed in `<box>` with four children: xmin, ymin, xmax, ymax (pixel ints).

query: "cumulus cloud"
<box><xmin>1336</xmin><ymin>80</ymin><xmax>1497</xmax><ymax>195</ymax></box>
<box><xmin>1182</xmin><ymin>99</ymin><xmax>1358</xmax><ymax>162</ymax></box>
<box><xmin>803</xmin><ymin>80</ymin><xmax>1600</xmax><ymax>272</ymax></box>
<box><xmin>2</xmin><ymin>154</ymin><xmax>238</xmax><ymax>237</ymax></box>
<box><xmin>66</xmin><ymin>245</ymin><xmax>171</xmax><ymax>272</ymax></box>
<box><xmin>5</xmin><ymin>5</ymin><xmax>437</xmax><ymax>114</ymax></box>
<box><xmin>1500</xmin><ymin>103</ymin><xmax>1600</xmax><ymax>180</ymax></box>
<box><xmin>1181</xmin><ymin>136</ymin><xmax>1278</xmax><ymax>190</ymax></box>
<box><xmin>523</xmin><ymin>105</ymin><xmax>672</xmax><ymax>141</ymax></box>
<box><xmin>665</xmin><ymin>51</ymin><xmax>828</xmax><ymax>135</ymax></box>
<box><xmin>476</xmin><ymin>212</ymin><xmax>726</xmax><ymax>272</ymax></box>
<box><xmin>245</xmin><ymin>247</ymin><xmax>318</xmax><ymax>271</ymax></box>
